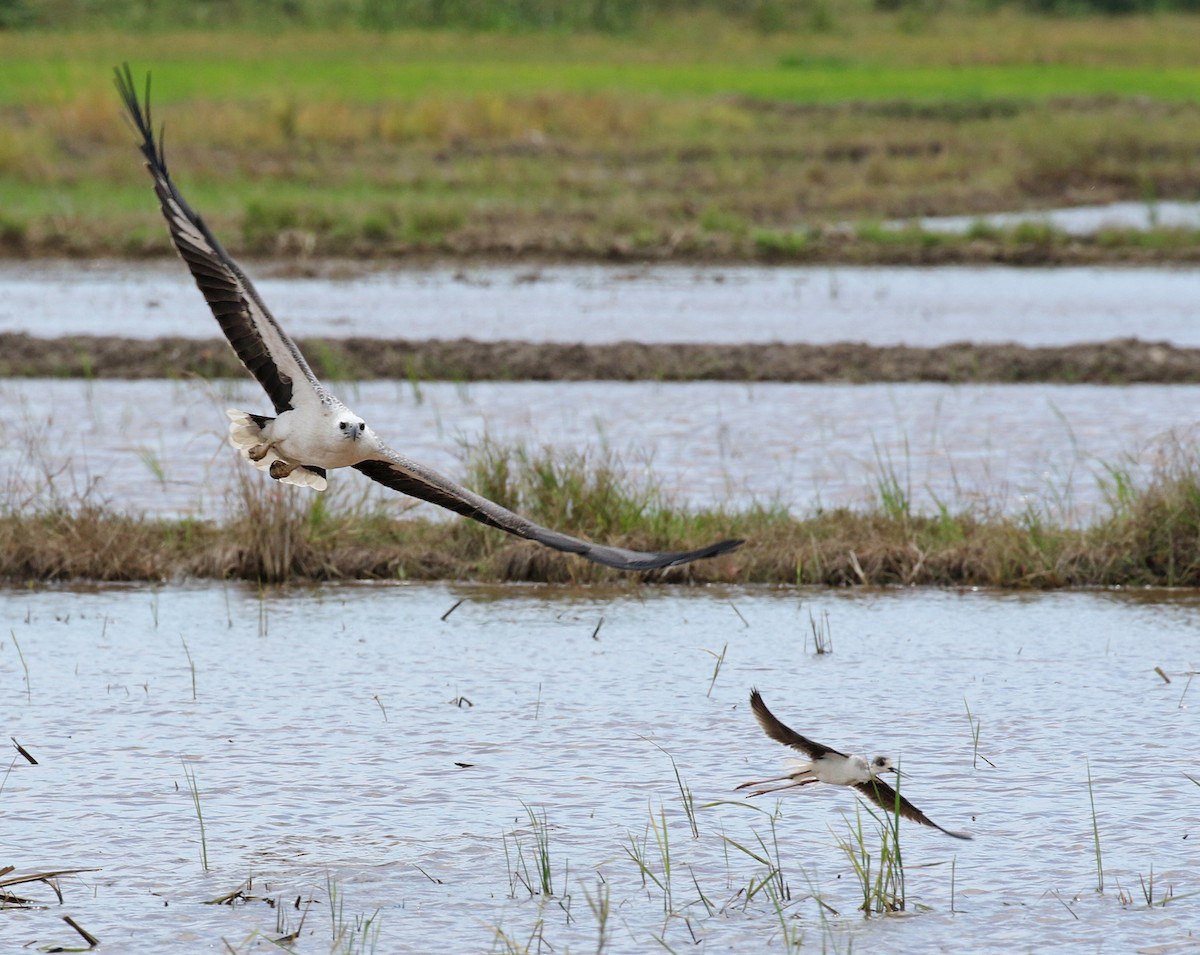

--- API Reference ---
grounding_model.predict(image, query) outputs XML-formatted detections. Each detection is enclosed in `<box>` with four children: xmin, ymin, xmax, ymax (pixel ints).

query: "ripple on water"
<box><xmin>4</xmin><ymin>583</ymin><xmax>1198</xmax><ymax>953</ymax></box>
<box><xmin>9</xmin><ymin>261</ymin><xmax>1200</xmax><ymax>346</ymax></box>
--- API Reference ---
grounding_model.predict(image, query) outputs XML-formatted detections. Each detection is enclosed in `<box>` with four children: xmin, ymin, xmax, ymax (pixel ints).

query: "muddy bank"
<box><xmin>1</xmin><ymin>333</ymin><xmax>1197</xmax><ymax>384</ymax></box>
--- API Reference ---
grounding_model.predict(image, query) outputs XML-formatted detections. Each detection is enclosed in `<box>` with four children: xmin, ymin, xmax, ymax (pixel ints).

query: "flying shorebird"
<box><xmin>737</xmin><ymin>689</ymin><xmax>972</xmax><ymax>840</ymax></box>
<box><xmin>113</xmin><ymin>66</ymin><xmax>743</xmax><ymax>572</ymax></box>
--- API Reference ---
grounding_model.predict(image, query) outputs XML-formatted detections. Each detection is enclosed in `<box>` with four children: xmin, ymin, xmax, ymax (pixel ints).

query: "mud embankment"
<box><xmin>0</xmin><ymin>334</ymin><xmax>1195</xmax><ymax>384</ymax></box>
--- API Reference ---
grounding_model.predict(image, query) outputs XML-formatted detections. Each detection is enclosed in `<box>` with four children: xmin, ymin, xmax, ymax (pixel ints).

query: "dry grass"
<box><xmin>4</xmin><ymin>441</ymin><xmax>1200</xmax><ymax>587</ymax></box>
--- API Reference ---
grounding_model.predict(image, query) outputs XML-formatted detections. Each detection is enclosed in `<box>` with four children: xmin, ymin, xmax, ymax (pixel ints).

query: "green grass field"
<box><xmin>5</xmin><ymin>10</ymin><xmax>1200</xmax><ymax>103</ymax></box>
<box><xmin>3</xmin><ymin>10</ymin><xmax>1200</xmax><ymax>261</ymax></box>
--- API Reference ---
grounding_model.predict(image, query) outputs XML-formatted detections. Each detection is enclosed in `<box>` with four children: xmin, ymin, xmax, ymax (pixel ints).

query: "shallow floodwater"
<box><xmin>4</xmin><ymin>584</ymin><xmax>1197</xmax><ymax>953</ymax></box>
<box><xmin>910</xmin><ymin>199</ymin><xmax>1200</xmax><ymax>238</ymax></box>
<box><xmin>3</xmin><ymin>377</ymin><xmax>1197</xmax><ymax>521</ymax></box>
<box><xmin>5</xmin><ymin>261</ymin><xmax>1200</xmax><ymax>346</ymax></box>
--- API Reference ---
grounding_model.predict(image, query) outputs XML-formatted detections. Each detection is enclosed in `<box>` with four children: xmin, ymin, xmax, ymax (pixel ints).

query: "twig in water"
<box><xmin>728</xmin><ymin>602</ymin><xmax>749</xmax><ymax>628</ymax></box>
<box><xmin>1154</xmin><ymin>666</ymin><xmax>1171</xmax><ymax>684</ymax></box>
<box><xmin>181</xmin><ymin>637</ymin><xmax>197</xmax><ymax>701</ymax></box>
<box><xmin>181</xmin><ymin>758</ymin><xmax>209</xmax><ymax>872</ymax></box>
<box><xmin>684</xmin><ymin>862</ymin><xmax>714</xmax><ymax>917</ymax></box>
<box><xmin>11</xmin><ymin>631</ymin><xmax>30</xmax><ymax>703</ymax></box>
<box><xmin>703</xmin><ymin>643</ymin><xmax>727</xmax><ymax>698</ymax></box>
<box><xmin>963</xmin><ymin>698</ymin><xmax>994</xmax><ymax>768</ymax></box>
<box><xmin>640</xmin><ymin>735</ymin><xmax>702</xmax><ymax>842</ymax></box>
<box><xmin>1179</xmin><ymin>674</ymin><xmax>1194</xmax><ymax>709</ymax></box>
<box><xmin>62</xmin><ymin>915</ymin><xmax>99</xmax><ymax>948</ymax></box>
<box><xmin>204</xmin><ymin>880</ymin><xmax>255</xmax><ymax>905</ymax></box>
<box><xmin>1087</xmin><ymin>759</ymin><xmax>1103</xmax><ymax>893</ymax></box>
<box><xmin>591</xmin><ymin>616</ymin><xmax>604</xmax><ymax>641</ymax></box>
<box><xmin>582</xmin><ymin>875</ymin><xmax>611</xmax><ymax>955</ymax></box>
<box><xmin>848</xmin><ymin>549</ymin><xmax>869</xmax><ymax>585</ymax></box>
<box><xmin>373</xmin><ymin>694</ymin><xmax>389</xmax><ymax>722</ymax></box>
<box><xmin>1139</xmin><ymin>866</ymin><xmax>1157</xmax><ymax>906</ymax></box>
<box><xmin>0</xmin><ymin>867</ymin><xmax>99</xmax><ymax>907</ymax></box>
<box><xmin>1050</xmin><ymin>888</ymin><xmax>1080</xmax><ymax>920</ymax></box>
<box><xmin>11</xmin><ymin>738</ymin><xmax>36</xmax><ymax>765</ymax></box>
<box><xmin>521</xmin><ymin>802</ymin><xmax>554</xmax><ymax>896</ymax></box>
<box><xmin>440</xmin><ymin>598</ymin><xmax>465</xmax><ymax>622</ymax></box>
<box><xmin>256</xmin><ymin>582</ymin><xmax>268</xmax><ymax>638</ymax></box>
<box><xmin>808</xmin><ymin>607</ymin><xmax>833</xmax><ymax>655</ymax></box>
<box><xmin>0</xmin><ymin>756</ymin><xmax>17</xmax><ymax>797</ymax></box>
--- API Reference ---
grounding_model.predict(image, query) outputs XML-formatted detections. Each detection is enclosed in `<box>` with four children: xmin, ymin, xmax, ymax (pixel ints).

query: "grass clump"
<box><xmin>832</xmin><ymin>803</ymin><xmax>906</xmax><ymax>915</ymax></box>
<box><xmin>456</xmin><ymin>438</ymin><xmax>735</xmax><ymax>581</ymax></box>
<box><xmin>6</xmin><ymin>440</ymin><xmax>1200</xmax><ymax>587</ymax></box>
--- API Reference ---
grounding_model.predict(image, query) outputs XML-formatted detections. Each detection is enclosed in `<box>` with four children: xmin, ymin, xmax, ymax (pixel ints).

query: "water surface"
<box><xmin>6</xmin><ymin>261</ymin><xmax>1199</xmax><ymax>346</ymax></box>
<box><xmin>3</xmin><ymin>377</ymin><xmax>1196</xmax><ymax>521</ymax></box>
<box><xmin>4</xmin><ymin>584</ymin><xmax>1197</xmax><ymax>953</ymax></box>
<box><xmin>909</xmin><ymin>199</ymin><xmax>1200</xmax><ymax>237</ymax></box>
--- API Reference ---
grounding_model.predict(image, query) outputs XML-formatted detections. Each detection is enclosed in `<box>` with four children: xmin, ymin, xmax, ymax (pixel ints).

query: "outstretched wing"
<box><xmin>354</xmin><ymin>447</ymin><xmax>743</xmax><ymax>572</ymax></box>
<box><xmin>114</xmin><ymin>64</ymin><xmax>323</xmax><ymax>416</ymax></box>
<box><xmin>854</xmin><ymin>777</ymin><xmax>973</xmax><ymax>840</ymax></box>
<box><xmin>748</xmin><ymin>689</ymin><xmax>847</xmax><ymax>759</ymax></box>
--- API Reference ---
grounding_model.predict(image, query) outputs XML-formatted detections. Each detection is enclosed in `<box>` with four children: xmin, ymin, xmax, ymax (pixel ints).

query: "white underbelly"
<box><xmin>269</xmin><ymin>413</ymin><xmax>368</xmax><ymax>468</ymax></box>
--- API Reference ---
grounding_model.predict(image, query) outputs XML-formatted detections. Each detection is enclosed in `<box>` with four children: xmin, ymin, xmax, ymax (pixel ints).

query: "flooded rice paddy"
<box><xmin>4</xmin><ymin>583</ymin><xmax>1197</xmax><ymax>953</ymax></box>
<box><xmin>909</xmin><ymin>199</ymin><xmax>1200</xmax><ymax>239</ymax></box>
<box><xmin>3</xmin><ymin>376</ymin><xmax>1198</xmax><ymax>522</ymax></box>
<box><xmin>4</xmin><ymin>261</ymin><xmax>1199</xmax><ymax>952</ymax></box>
<box><xmin>4</xmin><ymin>263</ymin><xmax>1200</xmax><ymax>523</ymax></box>
<box><xmin>5</xmin><ymin>261</ymin><xmax>1200</xmax><ymax>347</ymax></box>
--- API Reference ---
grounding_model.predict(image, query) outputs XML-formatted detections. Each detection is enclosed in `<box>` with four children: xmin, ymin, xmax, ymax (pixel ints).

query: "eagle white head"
<box><xmin>335</xmin><ymin>412</ymin><xmax>367</xmax><ymax>442</ymax></box>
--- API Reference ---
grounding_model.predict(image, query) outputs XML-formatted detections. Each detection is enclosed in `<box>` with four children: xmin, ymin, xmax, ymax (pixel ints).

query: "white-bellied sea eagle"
<box><xmin>114</xmin><ymin>66</ymin><xmax>742</xmax><ymax>572</ymax></box>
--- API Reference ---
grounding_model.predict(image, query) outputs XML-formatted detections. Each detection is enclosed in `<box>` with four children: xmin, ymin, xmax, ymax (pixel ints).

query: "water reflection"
<box><xmin>4</xmin><ymin>583</ymin><xmax>1197</xmax><ymax>953</ymax></box>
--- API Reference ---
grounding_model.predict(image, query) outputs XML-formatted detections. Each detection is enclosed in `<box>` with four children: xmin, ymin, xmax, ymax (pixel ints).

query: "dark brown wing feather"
<box><xmin>748</xmin><ymin>689</ymin><xmax>845</xmax><ymax>759</ymax></box>
<box><xmin>855</xmin><ymin>777</ymin><xmax>973</xmax><ymax>840</ymax></box>
<box><xmin>114</xmin><ymin>65</ymin><xmax>320</xmax><ymax>415</ymax></box>
<box><xmin>354</xmin><ymin>452</ymin><xmax>743</xmax><ymax>572</ymax></box>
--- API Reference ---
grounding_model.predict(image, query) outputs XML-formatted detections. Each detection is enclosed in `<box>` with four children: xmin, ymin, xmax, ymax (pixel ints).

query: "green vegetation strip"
<box><xmin>5</xmin><ymin>13</ymin><xmax>1200</xmax><ymax>263</ymax></box>
<box><xmin>3</xmin><ymin>334</ymin><xmax>1199</xmax><ymax>384</ymax></box>
<box><xmin>6</xmin><ymin>55</ymin><xmax>1200</xmax><ymax>106</ymax></box>
<box><xmin>3</xmin><ymin>442</ymin><xmax>1200</xmax><ymax>587</ymax></box>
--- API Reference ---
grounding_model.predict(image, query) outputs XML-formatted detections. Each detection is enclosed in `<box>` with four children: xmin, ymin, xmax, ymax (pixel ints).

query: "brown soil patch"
<box><xmin>1</xmin><ymin>333</ymin><xmax>1196</xmax><ymax>384</ymax></box>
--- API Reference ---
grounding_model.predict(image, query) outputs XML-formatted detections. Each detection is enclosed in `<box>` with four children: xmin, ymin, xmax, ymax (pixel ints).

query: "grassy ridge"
<box><xmin>4</xmin><ymin>12</ymin><xmax>1200</xmax><ymax>262</ymax></box>
<box><xmin>4</xmin><ymin>441</ymin><xmax>1200</xmax><ymax>587</ymax></box>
